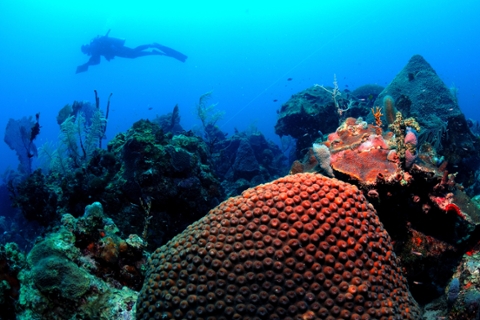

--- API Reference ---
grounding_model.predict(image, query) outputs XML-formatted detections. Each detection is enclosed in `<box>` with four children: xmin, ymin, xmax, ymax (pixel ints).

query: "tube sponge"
<box><xmin>312</xmin><ymin>143</ymin><xmax>334</xmax><ymax>177</ymax></box>
<box><xmin>383</xmin><ymin>95</ymin><xmax>396</xmax><ymax>126</ymax></box>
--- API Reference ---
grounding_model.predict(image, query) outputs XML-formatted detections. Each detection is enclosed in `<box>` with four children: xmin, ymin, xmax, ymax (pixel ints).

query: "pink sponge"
<box><xmin>405</xmin><ymin>149</ymin><xmax>417</xmax><ymax>168</ymax></box>
<box><xmin>404</xmin><ymin>128</ymin><xmax>418</xmax><ymax>146</ymax></box>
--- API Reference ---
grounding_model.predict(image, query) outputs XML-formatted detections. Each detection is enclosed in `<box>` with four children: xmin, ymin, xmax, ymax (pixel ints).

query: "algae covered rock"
<box><xmin>10</xmin><ymin>119</ymin><xmax>223</xmax><ymax>250</ymax></box>
<box><xmin>0</xmin><ymin>242</ymin><xmax>26</xmax><ymax>319</ymax></box>
<box><xmin>31</xmin><ymin>256</ymin><xmax>91</xmax><ymax>300</ymax></box>
<box><xmin>274</xmin><ymin>85</ymin><xmax>340</xmax><ymax>158</ymax></box>
<box><xmin>16</xmin><ymin>203</ymin><xmax>140</xmax><ymax>320</ymax></box>
<box><xmin>105</xmin><ymin>119</ymin><xmax>222</xmax><ymax>249</ymax></box>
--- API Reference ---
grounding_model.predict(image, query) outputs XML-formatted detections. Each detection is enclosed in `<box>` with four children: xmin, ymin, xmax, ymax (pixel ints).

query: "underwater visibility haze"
<box><xmin>1</xmin><ymin>0</ymin><xmax>480</xmax><ymax>319</ymax></box>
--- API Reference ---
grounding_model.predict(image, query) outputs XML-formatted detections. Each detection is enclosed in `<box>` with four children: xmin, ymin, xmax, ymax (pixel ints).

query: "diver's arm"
<box><xmin>76</xmin><ymin>63</ymin><xmax>89</xmax><ymax>73</ymax></box>
<box><xmin>88</xmin><ymin>55</ymin><xmax>101</xmax><ymax>65</ymax></box>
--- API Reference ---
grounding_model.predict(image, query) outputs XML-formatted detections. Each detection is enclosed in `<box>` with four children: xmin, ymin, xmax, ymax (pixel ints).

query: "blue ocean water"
<box><xmin>0</xmin><ymin>0</ymin><xmax>479</xmax><ymax>177</ymax></box>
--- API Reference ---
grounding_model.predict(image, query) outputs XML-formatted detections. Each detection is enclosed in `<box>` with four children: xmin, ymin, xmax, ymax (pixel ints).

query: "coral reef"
<box><xmin>15</xmin><ymin>202</ymin><xmax>141</xmax><ymax>319</ymax></box>
<box><xmin>152</xmin><ymin>104</ymin><xmax>183</xmax><ymax>135</ymax></box>
<box><xmin>0</xmin><ymin>242</ymin><xmax>26</xmax><ymax>319</ymax></box>
<box><xmin>137</xmin><ymin>173</ymin><xmax>421</xmax><ymax>319</ymax></box>
<box><xmin>291</xmin><ymin>113</ymin><xmax>480</xmax><ymax>307</ymax></box>
<box><xmin>11</xmin><ymin>119</ymin><xmax>222</xmax><ymax>250</ymax></box>
<box><xmin>4</xmin><ymin>114</ymin><xmax>41</xmax><ymax>175</ymax></box>
<box><xmin>350</xmin><ymin>84</ymin><xmax>384</xmax><ymax>110</ymax></box>
<box><xmin>9</xmin><ymin>169</ymin><xmax>58</xmax><ymax>226</ymax></box>
<box><xmin>211</xmin><ymin>130</ymin><xmax>288</xmax><ymax>197</ymax></box>
<box><xmin>312</xmin><ymin>143</ymin><xmax>334</xmax><ymax>177</ymax></box>
<box><xmin>274</xmin><ymin>82</ymin><xmax>381</xmax><ymax>159</ymax></box>
<box><xmin>373</xmin><ymin>54</ymin><xmax>480</xmax><ymax>186</ymax></box>
<box><xmin>327</xmin><ymin>117</ymin><xmax>398</xmax><ymax>185</ymax></box>
<box><xmin>423</xmin><ymin>247</ymin><xmax>480</xmax><ymax>319</ymax></box>
<box><xmin>274</xmin><ymin>85</ymin><xmax>343</xmax><ymax>158</ymax></box>
<box><xmin>4</xmin><ymin>54</ymin><xmax>480</xmax><ymax>319</ymax></box>
<box><xmin>388</xmin><ymin>110</ymin><xmax>421</xmax><ymax>169</ymax></box>
<box><xmin>382</xmin><ymin>95</ymin><xmax>397</xmax><ymax>126</ymax></box>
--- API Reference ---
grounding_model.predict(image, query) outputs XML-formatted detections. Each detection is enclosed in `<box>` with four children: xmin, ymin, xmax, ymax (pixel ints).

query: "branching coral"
<box><xmin>195</xmin><ymin>91</ymin><xmax>225</xmax><ymax>152</ymax></box>
<box><xmin>371</xmin><ymin>106</ymin><xmax>383</xmax><ymax>127</ymax></box>
<box><xmin>389</xmin><ymin>111</ymin><xmax>421</xmax><ymax>168</ymax></box>
<box><xmin>315</xmin><ymin>74</ymin><xmax>353</xmax><ymax>117</ymax></box>
<box><xmin>195</xmin><ymin>91</ymin><xmax>224</xmax><ymax>130</ymax></box>
<box><xmin>42</xmin><ymin>95</ymin><xmax>108</xmax><ymax>173</ymax></box>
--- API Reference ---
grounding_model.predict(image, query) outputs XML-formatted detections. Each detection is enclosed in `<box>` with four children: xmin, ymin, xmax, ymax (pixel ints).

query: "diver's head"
<box><xmin>81</xmin><ymin>44</ymin><xmax>91</xmax><ymax>55</ymax></box>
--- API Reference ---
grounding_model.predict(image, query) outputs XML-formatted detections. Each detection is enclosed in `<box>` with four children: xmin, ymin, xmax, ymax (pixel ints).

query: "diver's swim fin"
<box><xmin>153</xmin><ymin>43</ymin><xmax>187</xmax><ymax>62</ymax></box>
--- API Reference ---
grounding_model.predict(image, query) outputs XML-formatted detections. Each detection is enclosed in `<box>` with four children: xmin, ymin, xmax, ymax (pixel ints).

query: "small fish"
<box><xmin>273</xmin><ymin>99</ymin><xmax>278</xmax><ymax>102</ymax></box>
<box><xmin>287</xmin><ymin>78</ymin><xmax>292</xmax><ymax>81</ymax></box>
<box><xmin>303</xmin><ymin>133</ymin><xmax>309</xmax><ymax>137</ymax></box>
<box><xmin>411</xmin><ymin>250</ymin><xmax>423</xmax><ymax>256</ymax></box>
<box><xmin>148</xmin><ymin>107</ymin><xmax>153</xmax><ymax>110</ymax></box>
<box><xmin>413</xmin><ymin>281</ymin><xmax>423</xmax><ymax>285</ymax></box>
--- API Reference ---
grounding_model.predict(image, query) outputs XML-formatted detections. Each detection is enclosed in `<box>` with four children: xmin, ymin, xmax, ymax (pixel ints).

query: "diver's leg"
<box><xmin>117</xmin><ymin>45</ymin><xmax>164</xmax><ymax>58</ymax></box>
<box><xmin>152</xmin><ymin>43</ymin><xmax>187</xmax><ymax>62</ymax></box>
<box><xmin>131</xmin><ymin>51</ymin><xmax>165</xmax><ymax>58</ymax></box>
<box><xmin>132</xmin><ymin>44</ymin><xmax>152</xmax><ymax>52</ymax></box>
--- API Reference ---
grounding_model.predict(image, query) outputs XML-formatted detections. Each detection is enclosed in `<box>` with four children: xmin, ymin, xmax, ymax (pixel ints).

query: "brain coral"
<box><xmin>137</xmin><ymin>173</ymin><xmax>420</xmax><ymax>319</ymax></box>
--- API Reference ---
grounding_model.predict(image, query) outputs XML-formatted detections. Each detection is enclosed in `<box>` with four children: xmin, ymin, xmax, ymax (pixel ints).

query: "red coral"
<box><xmin>445</xmin><ymin>203</ymin><xmax>464</xmax><ymax>219</ymax></box>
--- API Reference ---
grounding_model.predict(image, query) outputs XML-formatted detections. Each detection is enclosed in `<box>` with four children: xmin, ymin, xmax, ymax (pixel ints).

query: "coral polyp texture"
<box><xmin>136</xmin><ymin>173</ymin><xmax>420</xmax><ymax>319</ymax></box>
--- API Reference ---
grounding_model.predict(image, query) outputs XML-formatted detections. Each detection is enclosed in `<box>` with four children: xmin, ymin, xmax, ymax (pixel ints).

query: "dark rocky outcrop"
<box><xmin>274</xmin><ymin>86</ymin><xmax>339</xmax><ymax>158</ymax></box>
<box><xmin>274</xmin><ymin>84</ymin><xmax>380</xmax><ymax>159</ymax></box>
<box><xmin>212</xmin><ymin>131</ymin><xmax>288</xmax><ymax>197</ymax></box>
<box><xmin>373</xmin><ymin>55</ymin><xmax>480</xmax><ymax>184</ymax></box>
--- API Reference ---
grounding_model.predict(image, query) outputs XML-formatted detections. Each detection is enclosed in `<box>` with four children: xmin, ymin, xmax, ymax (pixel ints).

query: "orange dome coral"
<box><xmin>136</xmin><ymin>173</ymin><xmax>420</xmax><ymax>319</ymax></box>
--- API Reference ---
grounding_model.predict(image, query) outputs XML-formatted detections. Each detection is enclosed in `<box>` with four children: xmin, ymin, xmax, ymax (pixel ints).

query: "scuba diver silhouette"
<box><xmin>76</xmin><ymin>30</ymin><xmax>187</xmax><ymax>73</ymax></box>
